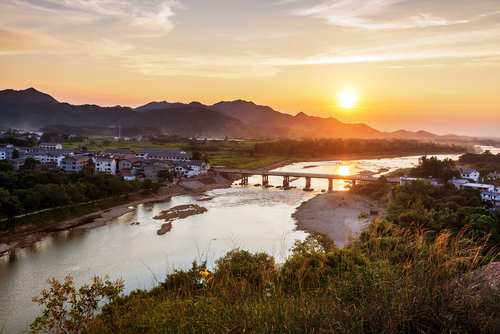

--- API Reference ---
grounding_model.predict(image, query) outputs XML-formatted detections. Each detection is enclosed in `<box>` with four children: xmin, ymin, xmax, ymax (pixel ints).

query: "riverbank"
<box><xmin>292</xmin><ymin>191</ymin><xmax>382</xmax><ymax>248</ymax></box>
<box><xmin>0</xmin><ymin>185</ymin><xmax>188</xmax><ymax>256</ymax></box>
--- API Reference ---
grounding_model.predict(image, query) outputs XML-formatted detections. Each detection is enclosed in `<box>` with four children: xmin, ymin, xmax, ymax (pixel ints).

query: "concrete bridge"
<box><xmin>214</xmin><ymin>168</ymin><xmax>399</xmax><ymax>191</ymax></box>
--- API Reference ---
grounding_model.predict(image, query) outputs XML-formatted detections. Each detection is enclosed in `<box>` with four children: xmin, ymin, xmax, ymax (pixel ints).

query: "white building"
<box><xmin>39</xmin><ymin>142</ymin><xmax>62</xmax><ymax>149</ymax></box>
<box><xmin>481</xmin><ymin>191</ymin><xmax>500</xmax><ymax>208</ymax></box>
<box><xmin>455</xmin><ymin>167</ymin><xmax>480</xmax><ymax>182</ymax></box>
<box><xmin>60</xmin><ymin>155</ymin><xmax>89</xmax><ymax>172</ymax></box>
<box><xmin>94</xmin><ymin>157</ymin><xmax>117</xmax><ymax>175</ymax></box>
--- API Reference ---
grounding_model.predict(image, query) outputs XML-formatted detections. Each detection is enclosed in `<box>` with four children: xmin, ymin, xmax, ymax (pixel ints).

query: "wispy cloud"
<box><xmin>0</xmin><ymin>0</ymin><xmax>183</xmax><ymax>54</ymax></box>
<box><xmin>291</xmin><ymin>0</ymin><xmax>482</xmax><ymax>30</ymax></box>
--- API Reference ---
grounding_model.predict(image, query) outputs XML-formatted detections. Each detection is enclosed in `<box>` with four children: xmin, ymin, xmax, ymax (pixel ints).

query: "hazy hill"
<box><xmin>115</xmin><ymin>105</ymin><xmax>252</xmax><ymax>137</ymax></box>
<box><xmin>0</xmin><ymin>88</ymin><xmax>249</xmax><ymax>137</ymax></box>
<box><xmin>214</xmin><ymin>100</ymin><xmax>383</xmax><ymax>138</ymax></box>
<box><xmin>0</xmin><ymin>88</ymin><xmax>475</xmax><ymax>140</ymax></box>
<box><xmin>134</xmin><ymin>101</ymin><xmax>185</xmax><ymax>112</ymax></box>
<box><xmin>0</xmin><ymin>87</ymin><xmax>59</xmax><ymax>104</ymax></box>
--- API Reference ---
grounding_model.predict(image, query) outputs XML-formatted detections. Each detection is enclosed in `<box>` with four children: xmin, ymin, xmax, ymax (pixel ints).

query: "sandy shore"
<box><xmin>292</xmin><ymin>191</ymin><xmax>382</xmax><ymax>248</ymax></box>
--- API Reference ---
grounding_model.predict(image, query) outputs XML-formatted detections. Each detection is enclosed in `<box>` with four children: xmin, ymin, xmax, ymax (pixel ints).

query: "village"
<box><xmin>3</xmin><ymin>140</ymin><xmax>500</xmax><ymax>210</ymax></box>
<box><xmin>0</xmin><ymin>142</ymin><xmax>210</xmax><ymax>182</ymax></box>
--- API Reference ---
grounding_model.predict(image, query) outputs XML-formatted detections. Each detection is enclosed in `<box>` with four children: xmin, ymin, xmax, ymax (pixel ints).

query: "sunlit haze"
<box><xmin>1</xmin><ymin>0</ymin><xmax>499</xmax><ymax>137</ymax></box>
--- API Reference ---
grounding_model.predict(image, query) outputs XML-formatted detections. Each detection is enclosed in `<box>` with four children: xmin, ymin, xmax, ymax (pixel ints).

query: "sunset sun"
<box><xmin>338</xmin><ymin>91</ymin><xmax>357</xmax><ymax>108</ymax></box>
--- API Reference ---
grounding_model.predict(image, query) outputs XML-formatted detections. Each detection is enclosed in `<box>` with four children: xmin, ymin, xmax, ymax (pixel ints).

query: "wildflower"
<box><xmin>200</xmin><ymin>268</ymin><xmax>210</xmax><ymax>279</ymax></box>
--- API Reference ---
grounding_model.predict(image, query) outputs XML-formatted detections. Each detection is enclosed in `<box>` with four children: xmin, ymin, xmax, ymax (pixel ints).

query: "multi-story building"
<box><xmin>94</xmin><ymin>157</ymin><xmax>117</xmax><ymax>174</ymax></box>
<box><xmin>60</xmin><ymin>155</ymin><xmax>90</xmax><ymax>172</ymax></box>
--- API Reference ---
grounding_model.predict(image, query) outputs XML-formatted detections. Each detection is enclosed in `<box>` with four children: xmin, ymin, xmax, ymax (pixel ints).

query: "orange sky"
<box><xmin>1</xmin><ymin>0</ymin><xmax>499</xmax><ymax>137</ymax></box>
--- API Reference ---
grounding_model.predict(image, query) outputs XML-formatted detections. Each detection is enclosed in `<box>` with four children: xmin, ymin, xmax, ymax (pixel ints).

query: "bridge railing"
<box><xmin>214</xmin><ymin>168</ymin><xmax>400</xmax><ymax>183</ymax></box>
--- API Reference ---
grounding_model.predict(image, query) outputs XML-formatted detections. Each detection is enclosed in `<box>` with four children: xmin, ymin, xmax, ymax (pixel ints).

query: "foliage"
<box><xmin>77</xmin><ymin>223</ymin><xmax>500</xmax><ymax>333</ymax></box>
<box><xmin>409</xmin><ymin>155</ymin><xmax>459</xmax><ymax>180</ymax></box>
<box><xmin>350</xmin><ymin>175</ymin><xmax>391</xmax><ymax>200</ymax></box>
<box><xmin>0</xmin><ymin>169</ymin><xmax>141</xmax><ymax>229</ymax></box>
<box><xmin>30</xmin><ymin>275</ymin><xmax>124</xmax><ymax>333</ymax></box>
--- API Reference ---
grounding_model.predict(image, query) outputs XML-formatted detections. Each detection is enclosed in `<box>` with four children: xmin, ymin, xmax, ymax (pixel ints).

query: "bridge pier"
<box><xmin>352</xmin><ymin>180</ymin><xmax>356</xmax><ymax>186</ymax></box>
<box><xmin>283</xmin><ymin>176</ymin><xmax>289</xmax><ymax>188</ymax></box>
<box><xmin>328</xmin><ymin>178</ymin><xmax>333</xmax><ymax>192</ymax></box>
<box><xmin>305</xmin><ymin>177</ymin><xmax>311</xmax><ymax>189</ymax></box>
<box><xmin>262</xmin><ymin>175</ymin><xmax>268</xmax><ymax>186</ymax></box>
<box><xmin>241</xmin><ymin>174</ymin><xmax>248</xmax><ymax>185</ymax></box>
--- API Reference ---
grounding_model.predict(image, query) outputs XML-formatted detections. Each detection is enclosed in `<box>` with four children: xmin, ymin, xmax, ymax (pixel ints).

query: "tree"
<box><xmin>24</xmin><ymin>157</ymin><xmax>41</xmax><ymax>171</ymax></box>
<box><xmin>0</xmin><ymin>188</ymin><xmax>23</xmax><ymax>230</ymax></box>
<box><xmin>12</xmin><ymin>149</ymin><xmax>19</xmax><ymax>159</ymax></box>
<box><xmin>0</xmin><ymin>159</ymin><xmax>14</xmax><ymax>172</ymax></box>
<box><xmin>141</xmin><ymin>178</ymin><xmax>153</xmax><ymax>191</ymax></box>
<box><xmin>191</xmin><ymin>151</ymin><xmax>202</xmax><ymax>160</ymax></box>
<box><xmin>157</xmin><ymin>169</ymin><xmax>174</xmax><ymax>183</ymax></box>
<box><xmin>30</xmin><ymin>275</ymin><xmax>124</xmax><ymax>334</ymax></box>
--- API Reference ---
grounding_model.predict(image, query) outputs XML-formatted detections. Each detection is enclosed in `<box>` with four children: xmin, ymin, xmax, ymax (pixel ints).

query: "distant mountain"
<box><xmin>0</xmin><ymin>87</ymin><xmax>59</xmax><ymax>104</ymax></box>
<box><xmin>134</xmin><ymin>101</ymin><xmax>186</xmax><ymax>112</ymax></box>
<box><xmin>0</xmin><ymin>88</ymin><xmax>251</xmax><ymax>137</ymax></box>
<box><xmin>0</xmin><ymin>87</ymin><xmax>475</xmax><ymax>140</ymax></box>
<box><xmin>120</xmin><ymin>105</ymin><xmax>251</xmax><ymax>137</ymax></box>
<box><xmin>214</xmin><ymin>100</ymin><xmax>382</xmax><ymax>138</ymax></box>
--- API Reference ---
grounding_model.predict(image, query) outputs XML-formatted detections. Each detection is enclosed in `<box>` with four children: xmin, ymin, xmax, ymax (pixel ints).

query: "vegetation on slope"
<box><xmin>30</xmin><ymin>227</ymin><xmax>500</xmax><ymax>333</ymax></box>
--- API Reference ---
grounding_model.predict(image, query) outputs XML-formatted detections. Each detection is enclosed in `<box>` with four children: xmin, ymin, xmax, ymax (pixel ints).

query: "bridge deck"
<box><xmin>214</xmin><ymin>168</ymin><xmax>399</xmax><ymax>183</ymax></box>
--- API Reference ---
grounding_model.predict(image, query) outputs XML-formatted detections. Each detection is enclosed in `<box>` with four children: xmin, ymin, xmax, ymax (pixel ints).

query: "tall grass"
<box><xmin>37</xmin><ymin>221</ymin><xmax>500</xmax><ymax>334</ymax></box>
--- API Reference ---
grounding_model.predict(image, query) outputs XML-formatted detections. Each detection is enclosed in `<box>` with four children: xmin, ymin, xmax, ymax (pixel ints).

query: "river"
<box><xmin>0</xmin><ymin>153</ymin><xmax>468</xmax><ymax>332</ymax></box>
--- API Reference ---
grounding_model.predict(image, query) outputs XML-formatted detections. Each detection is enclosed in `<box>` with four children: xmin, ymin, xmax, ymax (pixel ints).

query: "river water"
<box><xmin>0</xmin><ymin>154</ymin><xmax>465</xmax><ymax>332</ymax></box>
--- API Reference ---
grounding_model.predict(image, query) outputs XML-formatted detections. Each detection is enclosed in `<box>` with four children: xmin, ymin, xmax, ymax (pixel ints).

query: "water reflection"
<box><xmin>338</xmin><ymin>165</ymin><xmax>351</xmax><ymax>176</ymax></box>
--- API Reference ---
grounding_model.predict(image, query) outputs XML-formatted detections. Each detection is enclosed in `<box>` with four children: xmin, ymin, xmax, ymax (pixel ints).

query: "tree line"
<box><xmin>0</xmin><ymin>168</ymin><xmax>160</xmax><ymax>230</ymax></box>
<box><xmin>252</xmin><ymin>138</ymin><xmax>469</xmax><ymax>157</ymax></box>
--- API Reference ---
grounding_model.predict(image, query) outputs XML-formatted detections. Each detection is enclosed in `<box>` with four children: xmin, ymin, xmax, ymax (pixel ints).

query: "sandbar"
<box><xmin>293</xmin><ymin>192</ymin><xmax>382</xmax><ymax>248</ymax></box>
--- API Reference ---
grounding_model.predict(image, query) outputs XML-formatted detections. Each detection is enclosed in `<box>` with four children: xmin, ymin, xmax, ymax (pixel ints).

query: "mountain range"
<box><xmin>0</xmin><ymin>88</ymin><xmax>472</xmax><ymax>140</ymax></box>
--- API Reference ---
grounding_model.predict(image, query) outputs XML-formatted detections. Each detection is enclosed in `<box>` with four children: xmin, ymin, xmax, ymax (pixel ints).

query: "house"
<box><xmin>94</xmin><ymin>157</ymin><xmax>117</xmax><ymax>175</ymax></box>
<box><xmin>60</xmin><ymin>155</ymin><xmax>90</xmax><ymax>172</ymax></box>
<box><xmin>187</xmin><ymin>160</ymin><xmax>210</xmax><ymax>175</ymax></box>
<box><xmin>143</xmin><ymin>161</ymin><xmax>171</xmax><ymax>181</ymax></box>
<box><xmin>488</xmin><ymin>172</ymin><xmax>500</xmax><ymax>180</ymax></box>
<box><xmin>28</xmin><ymin>149</ymin><xmax>74</xmax><ymax>166</ymax></box>
<box><xmin>136</xmin><ymin>149</ymin><xmax>192</xmax><ymax>161</ymax></box>
<box><xmin>454</xmin><ymin>167</ymin><xmax>480</xmax><ymax>182</ymax></box>
<box><xmin>481</xmin><ymin>190</ymin><xmax>500</xmax><ymax>208</ymax></box>
<box><xmin>462</xmin><ymin>183</ymin><xmax>494</xmax><ymax>192</ymax></box>
<box><xmin>0</xmin><ymin>147</ymin><xmax>15</xmax><ymax>160</ymax></box>
<box><xmin>121</xmin><ymin>169</ymin><xmax>136</xmax><ymax>181</ymax></box>
<box><xmin>119</xmin><ymin>157</ymin><xmax>144</xmax><ymax>172</ymax></box>
<box><xmin>39</xmin><ymin>142</ymin><xmax>62</xmax><ymax>149</ymax></box>
<box><xmin>448</xmin><ymin>178</ymin><xmax>469</xmax><ymax>191</ymax></box>
<box><xmin>7</xmin><ymin>157</ymin><xmax>26</xmax><ymax>171</ymax></box>
<box><xmin>173</xmin><ymin>164</ymin><xmax>196</xmax><ymax>178</ymax></box>
<box><xmin>102</xmin><ymin>149</ymin><xmax>135</xmax><ymax>157</ymax></box>
<box><xmin>36</xmin><ymin>162</ymin><xmax>59</xmax><ymax>171</ymax></box>
<box><xmin>399</xmin><ymin>176</ymin><xmax>445</xmax><ymax>187</ymax></box>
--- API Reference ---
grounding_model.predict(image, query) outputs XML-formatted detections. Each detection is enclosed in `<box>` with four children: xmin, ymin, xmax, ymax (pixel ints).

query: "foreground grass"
<box><xmin>32</xmin><ymin>222</ymin><xmax>500</xmax><ymax>334</ymax></box>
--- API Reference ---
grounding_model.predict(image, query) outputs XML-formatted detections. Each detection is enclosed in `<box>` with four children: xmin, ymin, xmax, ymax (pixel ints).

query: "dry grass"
<box><xmin>66</xmin><ymin>221</ymin><xmax>500</xmax><ymax>334</ymax></box>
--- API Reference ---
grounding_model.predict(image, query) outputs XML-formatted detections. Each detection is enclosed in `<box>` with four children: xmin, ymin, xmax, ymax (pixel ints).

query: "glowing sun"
<box><xmin>338</xmin><ymin>91</ymin><xmax>357</xmax><ymax>108</ymax></box>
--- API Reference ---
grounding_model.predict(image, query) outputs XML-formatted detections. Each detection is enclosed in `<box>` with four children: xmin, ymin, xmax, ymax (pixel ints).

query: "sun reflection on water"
<box><xmin>338</xmin><ymin>165</ymin><xmax>351</xmax><ymax>176</ymax></box>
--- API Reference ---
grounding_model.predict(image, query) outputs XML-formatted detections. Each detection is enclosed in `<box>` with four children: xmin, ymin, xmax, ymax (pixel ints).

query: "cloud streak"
<box><xmin>290</xmin><ymin>0</ymin><xmax>483</xmax><ymax>30</ymax></box>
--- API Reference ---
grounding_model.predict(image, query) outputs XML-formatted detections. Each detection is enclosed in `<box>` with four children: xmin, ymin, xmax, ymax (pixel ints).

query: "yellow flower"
<box><xmin>200</xmin><ymin>268</ymin><xmax>210</xmax><ymax>278</ymax></box>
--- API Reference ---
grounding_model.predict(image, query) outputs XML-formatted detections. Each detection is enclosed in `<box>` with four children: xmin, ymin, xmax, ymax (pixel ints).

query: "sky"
<box><xmin>0</xmin><ymin>0</ymin><xmax>499</xmax><ymax>137</ymax></box>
